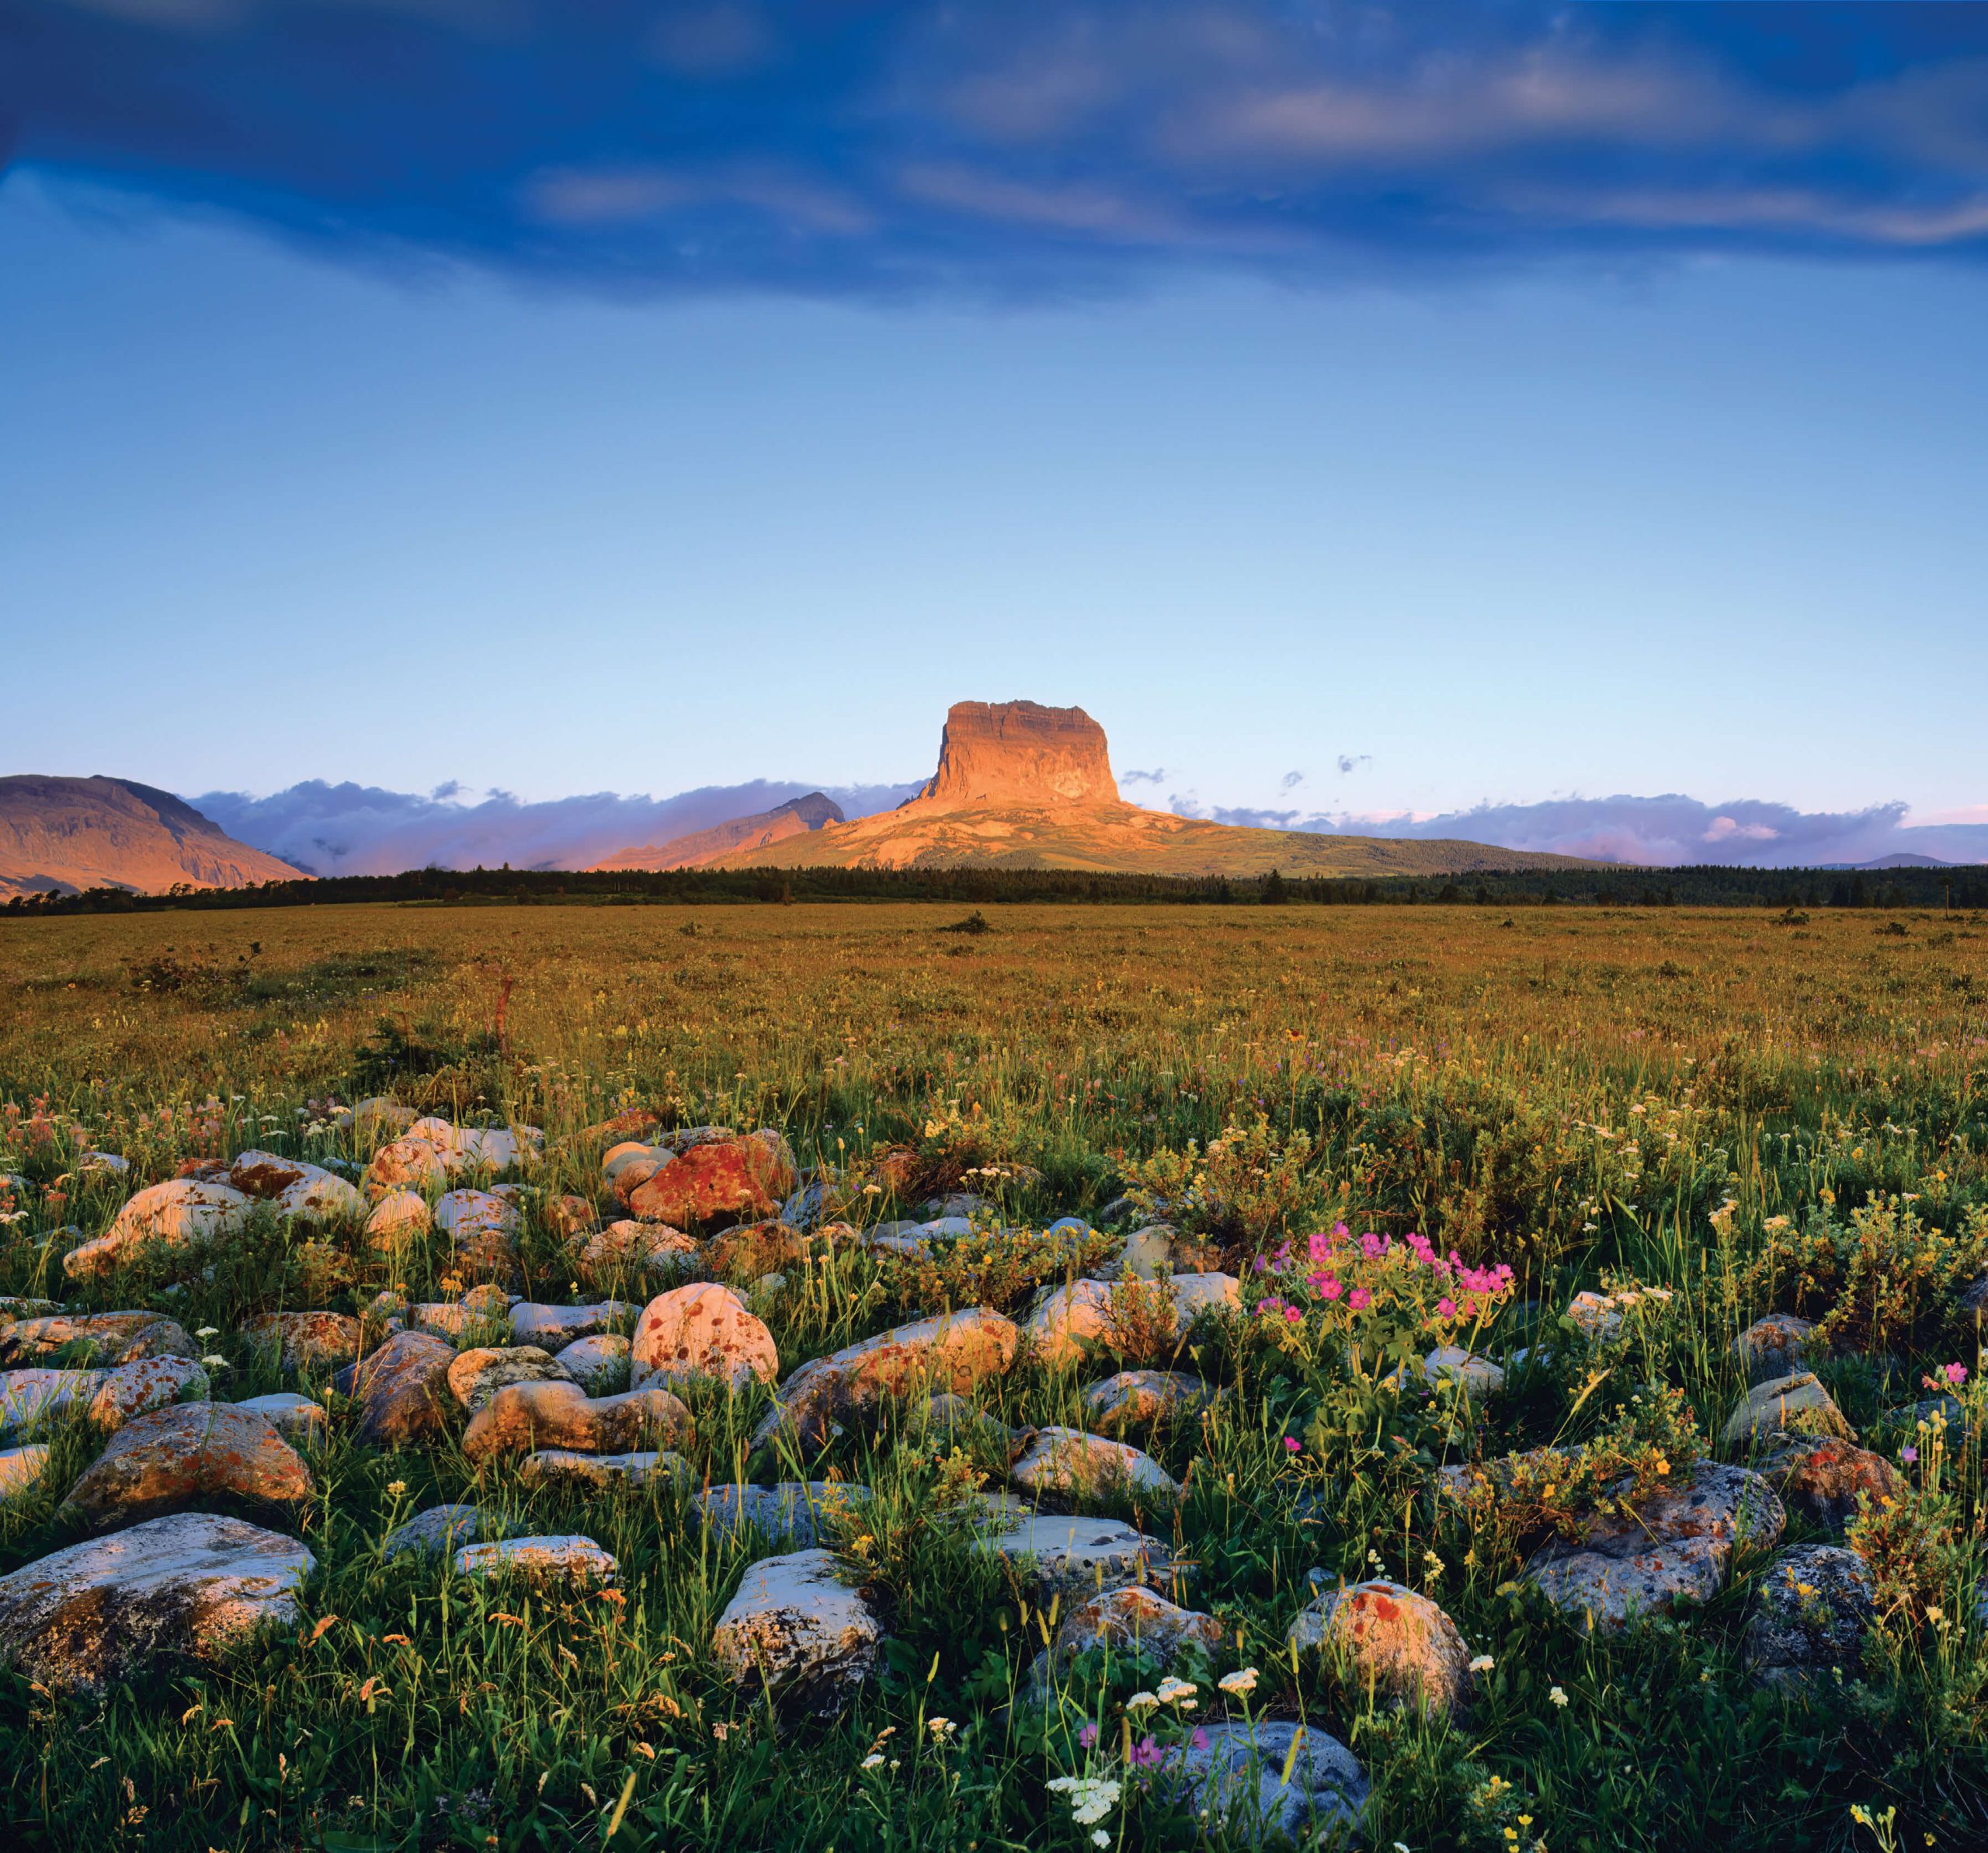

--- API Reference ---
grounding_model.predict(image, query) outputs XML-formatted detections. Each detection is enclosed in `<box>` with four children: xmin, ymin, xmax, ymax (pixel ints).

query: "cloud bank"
<box><xmin>6</xmin><ymin>3</ymin><xmax>1987</xmax><ymax>294</ymax></box>
<box><xmin>192</xmin><ymin>778</ymin><xmax>919</xmax><ymax>877</ymax></box>
<box><xmin>1198</xmin><ymin>794</ymin><xmax>1988</xmax><ymax>869</ymax></box>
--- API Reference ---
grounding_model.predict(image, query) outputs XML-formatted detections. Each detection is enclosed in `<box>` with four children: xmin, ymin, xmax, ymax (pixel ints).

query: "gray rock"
<box><xmin>381</xmin><ymin>1503</ymin><xmax>481</xmax><ymax>1562</ymax></box>
<box><xmin>554</xmin><ymin>1333</ymin><xmax>631</xmax><ymax>1396</ymax></box>
<box><xmin>510</xmin><ymin>1301</ymin><xmax>633</xmax><ymax>1347</ymax></box>
<box><xmin>1524</xmin><ymin>1461</ymin><xmax>1786</xmax><ymax>1632</ymax></box>
<box><xmin>1083</xmin><ymin>1370</ymin><xmax>1217</xmax><ymax>1436</ymax></box>
<box><xmin>1760</xmin><ymin>1436</ymin><xmax>1903</xmax><ymax>1531</ymax></box>
<box><xmin>1088</xmin><ymin>1222</ymin><xmax>1186</xmax><ymax>1281</ymax></box>
<box><xmin>454</xmin><ymin>1535</ymin><xmax>617</xmax><ymax>1584</ymax></box>
<box><xmin>1723</xmin><ymin>1371</ymin><xmax>1852</xmax><ymax>1449</ymax></box>
<box><xmin>445</xmin><ymin>1345</ymin><xmax>572</xmax><ymax>1412</ymax></box>
<box><xmin>1287</xmin><ymin>1579</ymin><xmax>1473</xmax><ymax>1718</ymax></box>
<box><xmin>0</xmin><ymin>1310</ymin><xmax>196</xmax><ymax>1368</ymax></box>
<box><xmin>1744</xmin><ymin>1543</ymin><xmax>1875</xmax><ymax>1687</ymax></box>
<box><xmin>520</xmin><ymin>1448</ymin><xmax>687</xmax><ymax>1490</ymax></box>
<box><xmin>0</xmin><ymin>1444</ymin><xmax>51</xmax><ymax>1506</ymax></box>
<box><xmin>0</xmin><ymin>1511</ymin><xmax>315</xmax><ymax>1691</ymax></box>
<box><xmin>231</xmin><ymin>1392</ymin><xmax>328</xmax><ymax>1445</ymax></box>
<box><xmin>1010</xmin><ymin>1427</ymin><xmax>1180</xmax><ymax>1500</ymax></box>
<box><xmin>0</xmin><ymin>1358</ymin><xmax>210</xmax><ymax>1442</ymax></box>
<box><xmin>1030</xmin><ymin>1584</ymin><xmax>1221</xmax><ymax>1692</ymax></box>
<box><xmin>711</xmin><ymin>1547</ymin><xmax>881</xmax><ymax>1707</ymax></box>
<box><xmin>1421</xmin><ymin>1346</ymin><xmax>1504</xmax><ymax>1396</ymax></box>
<box><xmin>697</xmin><ymin>1482</ymin><xmax>871</xmax><ymax>1549</ymax></box>
<box><xmin>332</xmin><ymin>1330</ymin><xmax>457</xmax><ymax>1446</ymax></box>
<box><xmin>1736</xmin><ymin>1314</ymin><xmax>1816</xmax><ymax>1385</ymax></box>
<box><xmin>1566</xmin><ymin>1286</ymin><xmax>1673</xmax><ymax>1343</ymax></box>
<box><xmin>976</xmin><ymin>1514</ymin><xmax>1180</xmax><ymax>1597</ymax></box>
<box><xmin>1160</xmin><ymin>1721</ymin><xmax>1368</xmax><ymax>1844</ymax></box>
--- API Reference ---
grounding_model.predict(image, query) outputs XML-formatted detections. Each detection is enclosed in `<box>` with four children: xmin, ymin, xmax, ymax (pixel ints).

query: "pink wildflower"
<box><xmin>1437</xmin><ymin>1297</ymin><xmax>1457</xmax><ymax>1320</ymax></box>
<box><xmin>1285</xmin><ymin>1305</ymin><xmax>1302</xmax><ymax>1323</ymax></box>
<box><xmin>1319</xmin><ymin>1275</ymin><xmax>1343</xmax><ymax>1302</ymax></box>
<box><xmin>1945</xmin><ymin>1363</ymin><xmax>1969</xmax><ymax>1386</ymax></box>
<box><xmin>1348</xmin><ymin>1287</ymin><xmax>1373</xmax><ymax>1311</ymax></box>
<box><xmin>1078</xmin><ymin>1723</ymin><xmax>1099</xmax><ymax>1748</ymax></box>
<box><xmin>1284</xmin><ymin>1435</ymin><xmax>1302</xmax><ymax>1452</ymax></box>
<box><xmin>1903</xmin><ymin>1446</ymin><xmax>1920</xmax><ymax>1463</ymax></box>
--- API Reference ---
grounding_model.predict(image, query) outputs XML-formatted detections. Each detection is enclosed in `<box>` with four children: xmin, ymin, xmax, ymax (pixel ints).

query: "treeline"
<box><xmin>7</xmin><ymin>860</ymin><xmax>1987</xmax><ymax>916</ymax></box>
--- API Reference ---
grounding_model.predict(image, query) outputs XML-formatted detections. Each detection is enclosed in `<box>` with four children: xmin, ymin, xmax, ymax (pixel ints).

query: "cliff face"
<box><xmin>592</xmin><ymin>791</ymin><xmax>844</xmax><ymax>872</ymax></box>
<box><xmin>0</xmin><ymin>777</ymin><xmax>305</xmax><ymax>899</ymax></box>
<box><xmin>915</xmin><ymin>701</ymin><xmax>1119</xmax><ymax>810</ymax></box>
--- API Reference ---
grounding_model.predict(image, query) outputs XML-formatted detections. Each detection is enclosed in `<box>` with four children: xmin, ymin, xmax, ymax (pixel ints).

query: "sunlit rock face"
<box><xmin>914</xmin><ymin>701</ymin><xmax>1120</xmax><ymax>811</ymax></box>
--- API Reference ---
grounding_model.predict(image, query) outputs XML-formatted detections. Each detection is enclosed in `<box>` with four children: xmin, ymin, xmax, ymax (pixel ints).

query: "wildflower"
<box><xmin>860</xmin><ymin>1754</ymin><xmax>884</xmax><ymax>1771</ymax></box>
<box><xmin>1283</xmin><ymin>1436</ymin><xmax>1302</xmax><ymax>1453</ymax></box>
<box><xmin>1092</xmin><ymin>1834</ymin><xmax>1110</xmax><ymax>1850</ymax></box>
<box><xmin>1319</xmin><ymin>1275</ymin><xmax>1344</xmax><ymax>1301</ymax></box>
<box><xmin>1927</xmin><ymin>1606</ymin><xmax>1945</xmax><ymax>1625</ymax></box>
<box><xmin>1903</xmin><ymin>1447</ymin><xmax>1919</xmax><ymax>1464</ymax></box>
<box><xmin>385</xmin><ymin>1480</ymin><xmax>407</xmax><ymax>1498</ymax></box>
<box><xmin>1077</xmin><ymin>1722</ymin><xmax>1099</xmax><ymax>1748</ymax></box>
<box><xmin>1469</xmin><ymin>1654</ymin><xmax>1495</xmax><ymax>1674</ymax></box>
<box><xmin>1156</xmin><ymin>1676</ymin><xmax>1197</xmax><ymax>1704</ymax></box>
<box><xmin>928</xmin><ymin>1715</ymin><xmax>957</xmax><ymax>1738</ymax></box>
<box><xmin>1348</xmin><ymin>1287</ymin><xmax>1373</xmax><ymax>1311</ymax></box>
<box><xmin>1046</xmin><ymin>1775</ymin><xmax>1122</xmax><ymax>1827</ymax></box>
<box><xmin>200</xmin><ymin>1354</ymin><xmax>228</xmax><ymax>1370</ymax></box>
<box><xmin>1218</xmin><ymin>1667</ymin><xmax>1259</xmax><ymax>1696</ymax></box>
<box><xmin>194</xmin><ymin>1326</ymin><xmax>220</xmax><ymax>1340</ymax></box>
<box><xmin>1437</xmin><ymin>1298</ymin><xmax>1457</xmax><ymax>1320</ymax></box>
<box><xmin>1124</xmin><ymin>1691</ymin><xmax>1159</xmax><ymax>1713</ymax></box>
<box><xmin>1548</xmin><ymin>1685</ymin><xmax>1569</xmax><ymax>1708</ymax></box>
<box><xmin>1945</xmin><ymin>1363</ymin><xmax>1969</xmax><ymax>1386</ymax></box>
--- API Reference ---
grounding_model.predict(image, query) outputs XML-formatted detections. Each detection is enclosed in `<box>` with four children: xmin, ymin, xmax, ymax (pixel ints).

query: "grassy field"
<box><xmin>2</xmin><ymin>900</ymin><xmax>1986</xmax><ymax>1853</ymax></box>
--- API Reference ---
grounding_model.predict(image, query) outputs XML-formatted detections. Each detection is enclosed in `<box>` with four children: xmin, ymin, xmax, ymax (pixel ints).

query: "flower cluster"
<box><xmin>1253</xmin><ymin>1222</ymin><xmax>1516</xmax><ymax>1357</ymax></box>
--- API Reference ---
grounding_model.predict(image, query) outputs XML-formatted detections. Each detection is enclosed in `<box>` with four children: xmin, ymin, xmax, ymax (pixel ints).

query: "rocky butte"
<box><xmin>709</xmin><ymin>700</ymin><xmax>1595</xmax><ymax>878</ymax></box>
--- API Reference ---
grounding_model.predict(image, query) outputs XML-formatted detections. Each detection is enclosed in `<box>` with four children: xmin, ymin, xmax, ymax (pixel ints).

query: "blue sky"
<box><xmin>2</xmin><ymin>2</ymin><xmax>1985</xmax><ymax>863</ymax></box>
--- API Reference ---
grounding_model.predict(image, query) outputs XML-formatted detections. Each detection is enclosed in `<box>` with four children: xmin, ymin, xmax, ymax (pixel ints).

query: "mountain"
<box><xmin>711</xmin><ymin>701</ymin><xmax>1596</xmax><ymax>878</ymax></box>
<box><xmin>593</xmin><ymin>792</ymin><xmax>845</xmax><ymax>871</ymax></box>
<box><xmin>0</xmin><ymin>776</ymin><xmax>306</xmax><ymax>899</ymax></box>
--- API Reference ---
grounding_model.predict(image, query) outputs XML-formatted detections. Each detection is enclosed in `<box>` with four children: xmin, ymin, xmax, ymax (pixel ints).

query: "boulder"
<box><xmin>545</xmin><ymin>1194</ymin><xmax>598</xmax><ymax>1240</ymax></box>
<box><xmin>574</xmin><ymin>1220</ymin><xmax>697</xmax><ymax>1287</ymax></box>
<box><xmin>1744</xmin><ymin>1543</ymin><xmax>1876</xmax><ymax>1687</ymax></box>
<box><xmin>0</xmin><ymin>1358</ymin><xmax>209</xmax><ymax>1441</ymax></box>
<box><xmin>625</xmin><ymin>1131</ymin><xmax>798</xmax><ymax>1230</ymax></box>
<box><xmin>381</xmin><ymin>1503</ymin><xmax>481</xmax><ymax>1562</ymax></box>
<box><xmin>59</xmin><ymin>1403</ymin><xmax>313</xmax><ymax>1534</ymax></box>
<box><xmin>710</xmin><ymin>1547</ymin><xmax>881</xmax><ymax>1707</ymax></box>
<box><xmin>435</xmin><ymin>1191</ymin><xmax>521</xmax><ymax>1275</ymax></box>
<box><xmin>631</xmin><ymin>1284</ymin><xmax>779</xmax><ymax>1392</ymax></box>
<box><xmin>454</xmin><ymin>1535</ymin><xmax>617</xmax><ymax>1584</ymax></box>
<box><xmin>519</xmin><ymin>1449</ymin><xmax>687</xmax><ymax>1490</ymax></box>
<box><xmin>228</xmin><ymin>1152</ymin><xmax>366</xmax><ymax>1225</ymax></box>
<box><xmin>977</xmin><ymin>1514</ymin><xmax>1180</xmax><ymax>1598</ymax></box>
<box><xmin>554</xmin><ymin>1334</ymin><xmax>631</xmax><ymax>1396</ymax></box>
<box><xmin>1524</xmin><ymin>1461</ymin><xmax>1786</xmax><ymax>1632</ymax></box>
<box><xmin>364</xmin><ymin>1136</ymin><xmax>452</xmax><ymax>1201</ymax></box>
<box><xmin>509</xmin><ymin>1301</ymin><xmax>631</xmax><ymax>1348</ymax></box>
<box><xmin>704</xmin><ymin>1219</ymin><xmax>814</xmax><ymax>1279</ymax></box>
<box><xmin>0</xmin><ymin>1511</ymin><xmax>315</xmax><ymax>1692</ymax></box>
<box><xmin>1010</xmin><ymin>1427</ymin><xmax>1180</xmax><ymax>1500</ymax></box>
<box><xmin>332</xmin><ymin>1330</ymin><xmax>457</xmax><ymax>1447</ymax></box>
<box><xmin>1159</xmin><ymin>1722</ymin><xmax>1368</xmax><ymax>1845</ymax></box>
<box><xmin>1421</xmin><ymin>1346</ymin><xmax>1504</xmax><ymax>1396</ymax></box>
<box><xmin>1086</xmin><ymin>1223</ymin><xmax>1192</xmax><ymax>1281</ymax></box>
<box><xmin>1288</xmin><ymin>1579</ymin><xmax>1473</xmax><ymax>1718</ymax></box>
<box><xmin>241</xmin><ymin>1311</ymin><xmax>363</xmax><ymax>1372</ymax></box>
<box><xmin>0</xmin><ymin>1310</ymin><xmax>196</xmax><ymax>1367</ymax></box>
<box><xmin>363</xmin><ymin>1189</ymin><xmax>433</xmax><ymax>1252</ymax></box>
<box><xmin>233</xmin><ymin>1392</ymin><xmax>328</xmax><ymax>1445</ymax></box>
<box><xmin>1034</xmin><ymin>1584</ymin><xmax>1222</xmax><ymax>1688</ymax></box>
<box><xmin>1566</xmin><ymin>1286</ymin><xmax>1673</xmax><ymax>1343</ymax></box>
<box><xmin>1736</xmin><ymin>1313</ymin><xmax>1816</xmax><ymax>1384</ymax></box>
<box><xmin>445</xmin><ymin>1346</ymin><xmax>572</xmax><ymax>1412</ymax></box>
<box><xmin>698</xmin><ymin>1482</ymin><xmax>871</xmax><ymax>1549</ymax></box>
<box><xmin>349</xmin><ymin>1097</ymin><xmax>419</xmax><ymax>1146</ymax></box>
<box><xmin>461</xmin><ymin>1381</ymin><xmax>691</xmax><ymax>1463</ymax></box>
<box><xmin>1723</xmin><ymin>1371</ymin><xmax>1853</xmax><ymax>1450</ymax></box>
<box><xmin>64</xmin><ymin>1180</ymin><xmax>254</xmax><ymax>1280</ymax></box>
<box><xmin>1761</xmin><ymin>1436</ymin><xmax>1905</xmax><ymax>1531</ymax></box>
<box><xmin>1025</xmin><ymin>1274</ymin><xmax>1239</xmax><ymax>1368</ymax></box>
<box><xmin>754</xmin><ymin>1308</ymin><xmax>1018</xmax><ymax>1450</ymax></box>
<box><xmin>1083</xmin><ymin>1371</ymin><xmax>1218</xmax><ymax>1436</ymax></box>
<box><xmin>0</xmin><ymin>1444</ymin><xmax>52</xmax><ymax>1506</ymax></box>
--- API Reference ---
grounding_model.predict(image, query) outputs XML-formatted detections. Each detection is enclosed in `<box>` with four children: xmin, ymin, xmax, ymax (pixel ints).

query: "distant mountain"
<box><xmin>593</xmin><ymin>792</ymin><xmax>845</xmax><ymax>871</ymax></box>
<box><xmin>1818</xmin><ymin>853</ymin><xmax>1955</xmax><ymax>871</ymax></box>
<box><xmin>0</xmin><ymin>776</ymin><xmax>305</xmax><ymax>899</ymax></box>
<box><xmin>712</xmin><ymin>701</ymin><xmax>1596</xmax><ymax>879</ymax></box>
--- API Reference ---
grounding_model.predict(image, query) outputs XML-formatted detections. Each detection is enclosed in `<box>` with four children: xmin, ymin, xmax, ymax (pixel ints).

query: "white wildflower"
<box><xmin>1468</xmin><ymin>1654</ymin><xmax>1495</xmax><ymax>1674</ymax></box>
<box><xmin>1549</xmin><ymin>1685</ymin><xmax>1569</xmax><ymax>1708</ymax></box>
<box><xmin>1218</xmin><ymin>1667</ymin><xmax>1259</xmax><ymax>1697</ymax></box>
<box><xmin>1156</xmin><ymin>1675</ymin><xmax>1197</xmax><ymax>1705</ymax></box>
<box><xmin>860</xmin><ymin>1754</ymin><xmax>884</xmax><ymax>1771</ymax></box>
<box><xmin>1124</xmin><ymin>1691</ymin><xmax>1159</xmax><ymax>1713</ymax></box>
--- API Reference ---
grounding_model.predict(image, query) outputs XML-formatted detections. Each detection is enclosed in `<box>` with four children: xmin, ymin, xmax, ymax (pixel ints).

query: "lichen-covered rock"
<box><xmin>1024</xmin><ymin>1274</ymin><xmax>1239</xmax><ymax>1368</ymax></box>
<box><xmin>631</xmin><ymin>1283</ymin><xmax>779</xmax><ymax>1392</ymax></box>
<box><xmin>363</xmin><ymin>1189</ymin><xmax>433</xmax><ymax>1253</ymax></box>
<box><xmin>1010</xmin><ymin>1427</ymin><xmax>1180</xmax><ymax>1500</ymax></box>
<box><xmin>1723</xmin><ymin>1371</ymin><xmax>1853</xmax><ymax>1449</ymax></box>
<box><xmin>554</xmin><ymin>1333</ymin><xmax>631</xmax><ymax>1396</ymax></box>
<box><xmin>509</xmin><ymin>1301</ymin><xmax>632</xmax><ymax>1348</ymax></box>
<box><xmin>711</xmin><ymin>1547</ymin><xmax>880</xmax><ymax>1707</ymax></box>
<box><xmin>625</xmin><ymin>1131</ymin><xmax>798</xmax><ymax>1230</ymax></box>
<box><xmin>574</xmin><ymin>1220</ymin><xmax>697</xmax><ymax>1288</ymax></box>
<box><xmin>0</xmin><ymin>1358</ymin><xmax>210</xmax><ymax>1441</ymax></box>
<box><xmin>0</xmin><ymin>1512</ymin><xmax>315</xmax><ymax>1691</ymax></box>
<box><xmin>460</xmin><ymin>1381</ymin><xmax>691</xmax><ymax>1462</ymax></box>
<box><xmin>0</xmin><ymin>1310</ymin><xmax>196</xmax><ymax>1368</ymax></box>
<box><xmin>1421</xmin><ymin>1346</ymin><xmax>1505</xmax><ymax>1396</ymax></box>
<box><xmin>1086</xmin><ymin>1223</ymin><xmax>1195</xmax><ymax>1281</ymax></box>
<box><xmin>977</xmin><ymin>1514</ymin><xmax>1180</xmax><ymax>1598</ymax></box>
<box><xmin>59</xmin><ymin>1403</ymin><xmax>314</xmax><ymax>1534</ymax></box>
<box><xmin>1761</xmin><ymin>1435</ymin><xmax>1905</xmax><ymax>1531</ymax></box>
<box><xmin>755</xmin><ymin>1308</ymin><xmax>1018</xmax><ymax>1449</ymax></box>
<box><xmin>436</xmin><ymin>1191</ymin><xmax>522</xmax><ymax>1275</ymax></box>
<box><xmin>454</xmin><ymin>1535</ymin><xmax>616</xmax><ymax>1584</ymax></box>
<box><xmin>364</xmin><ymin>1136</ymin><xmax>452</xmax><ymax>1201</ymax></box>
<box><xmin>1288</xmin><ymin>1579</ymin><xmax>1473</xmax><ymax>1718</ymax></box>
<box><xmin>1736</xmin><ymin>1314</ymin><xmax>1816</xmax><ymax>1384</ymax></box>
<box><xmin>242</xmin><ymin>1311</ymin><xmax>363</xmax><ymax>1372</ymax></box>
<box><xmin>332</xmin><ymin>1330</ymin><xmax>457</xmax><ymax>1447</ymax></box>
<box><xmin>1744</xmin><ymin>1543</ymin><xmax>1876</xmax><ymax>1687</ymax></box>
<box><xmin>519</xmin><ymin>1448</ymin><xmax>687</xmax><ymax>1490</ymax></box>
<box><xmin>381</xmin><ymin>1503</ymin><xmax>480</xmax><ymax>1562</ymax></box>
<box><xmin>233</xmin><ymin>1393</ymin><xmax>328</xmax><ymax>1445</ymax></box>
<box><xmin>697</xmin><ymin>1482</ymin><xmax>871</xmax><ymax>1549</ymax></box>
<box><xmin>1034</xmin><ymin>1584</ymin><xmax>1222</xmax><ymax>1688</ymax></box>
<box><xmin>1082</xmin><ymin>1370</ymin><xmax>1217</xmax><ymax>1436</ymax></box>
<box><xmin>228</xmin><ymin>1152</ymin><xmax>366</xmax><ymax>1225</ymax></box>
<box><xmin>64</xmin><ymin>1180</ymin><xmax>255</xmax><ymax>1280</ymax></box>
<box><xmin>1159</xmin><ymin>1722</ymin><xmax>1368</xmax><ymax>1844</ymax></box>
<box><xmin>1524</xmin><ymin>1461</ymin><xmax>1786</xmax><ymax>1632</ymax></box>
<box><xmin>1566</xmin><ymin>1286</ymin><xmax>1673</xmax><ymax>1343</ymax></box>
<box><xmin>0</xmin><ymin>1444</ymin><xmax>51</xmax><ymax>1506</ymax></box>
<box><xmin>445</xmin><ymin>1346</ymin><xmax>572</xmax><ymax>1412</ymax></box>
<box><xmin>545</xmin><ymin>1194</ymin><xmax>598</xmax><ymax>1240</ymax></box>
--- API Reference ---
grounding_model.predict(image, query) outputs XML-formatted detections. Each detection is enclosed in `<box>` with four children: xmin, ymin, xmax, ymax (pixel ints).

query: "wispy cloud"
<box><xmin>1120</xmin><ymin>767</ymin><xmax>1169</xmax><ymax>786</ymax></box>
<box><xmin>1280</xmin><ymin>770</ymin><xmax>1304</xmax><ymax>791</ymax></box>
<box><xmin>8</xmin><ymin>5</ymin><xmax>1987</xmax><ymax>294</ymax></box>
<box><xmin>1336</xmin><ymin>754</ymin><xmax>1371</xmax><ymax>776</ymax></box>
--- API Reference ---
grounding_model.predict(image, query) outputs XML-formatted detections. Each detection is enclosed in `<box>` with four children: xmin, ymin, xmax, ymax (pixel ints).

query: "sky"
<box><xmin>2</xmin><ymin>2</ymin><xmax>1986</xmax><ymax>867</ymax></box>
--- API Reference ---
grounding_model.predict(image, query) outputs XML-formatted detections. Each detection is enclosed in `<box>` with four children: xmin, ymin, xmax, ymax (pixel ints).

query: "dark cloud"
<box><xmin>1191</xmin><ymin>793</ymin><xmax>1988</xmax><ymax>867</ymax></box>
<box><xmin>5</xmin><ymin>4</ymin><xmax>1986</xmax><ymax>294</ymax></box>
<box><xmin>190</xmin><ymin>777</ymin><xmax>919</xmax><ymax>876</ymax></box>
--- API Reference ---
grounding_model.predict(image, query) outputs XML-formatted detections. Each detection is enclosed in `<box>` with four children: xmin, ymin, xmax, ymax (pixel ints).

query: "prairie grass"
<box><xmin>0</xmin><ymin>901</ymin><xmax>1985</xmax><ymax>1851</ymax></box>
